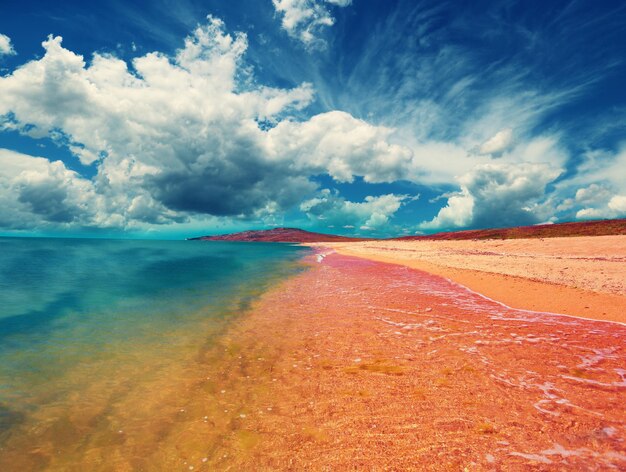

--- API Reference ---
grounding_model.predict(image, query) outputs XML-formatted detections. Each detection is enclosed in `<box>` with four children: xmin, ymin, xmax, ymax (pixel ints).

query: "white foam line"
<box><xmin>561</xmin><ymin>375</ymin><xmax>626</xmax><ymax>389</ymax></box>
<box><xmin>444</xmin><ymin>279</ymin><xmax>626</xmax><ymax>327</ymax></box>
<box><xmin>509</xmin><ymin>452</ymin><xmax>552</xmax><ymax>464</ymax></box>
<box><xmin>314</xmin><ymin>249</ymin><xmax>335</xmax><ymax>263</ymax></box>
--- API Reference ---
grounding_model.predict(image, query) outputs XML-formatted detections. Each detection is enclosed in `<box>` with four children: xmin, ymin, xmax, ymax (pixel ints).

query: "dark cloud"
<box><xmin>149</xmin><ymin>168</ymin><xmax>315</xmax><ymax>217</ymax></box>
<box><xmin>17</xmin><ymin>179</ymin><xmax>78</xmax><ymax>223</ymax></box>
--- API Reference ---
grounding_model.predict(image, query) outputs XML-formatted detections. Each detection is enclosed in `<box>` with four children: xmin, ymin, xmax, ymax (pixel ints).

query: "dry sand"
<box><xmin>317</xmin><ymin>235</ymin><xmax>626</xmax><ymax>323</ymax></box>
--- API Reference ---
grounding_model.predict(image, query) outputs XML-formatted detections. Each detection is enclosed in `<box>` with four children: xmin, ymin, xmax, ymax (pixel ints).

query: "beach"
<box><xmin>1</xmin><ymin>237</ymin><xmax>625</xmax><ymax>470</ymax></box>
<box><xmin>165</xmin><ymin>248</ymin><xmax>626</xmax><ymax>470</ymax></box>
<box><xmin>319</xmin><ymin>235</ymin><xmax>626</xmax><ymax>324</ymax></box>
<box><xmin>3</xmin><ymin>0</ymin><xmax>625</xmax><ymax>469</ymax></box>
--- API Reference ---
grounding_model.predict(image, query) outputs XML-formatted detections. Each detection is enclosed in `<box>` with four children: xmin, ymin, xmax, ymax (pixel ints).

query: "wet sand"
<box><xmin>186</xmin><ymin>252</ymin><xmax>625</xmax><ymax>470</ymax></box>
<box><xmin>318</xmin><ymin>235</ymin><xmax>626</xmax><ymax>323</ymax></box>
<box><xmin>3</xmin><ymin>250</ymin><xmax>624</xmax><ymax>470</ymax></box>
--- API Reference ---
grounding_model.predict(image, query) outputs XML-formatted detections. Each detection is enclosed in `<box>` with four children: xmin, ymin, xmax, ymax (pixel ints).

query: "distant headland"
<box><xmin>190</xmin><ymin>219</ymin><xmax>626</xmax><ymax>242</ymax></box>
<box><xmin>188</xmin><ymin>227</ymin><xmax>368</xmax><ymax>242</ymax></box>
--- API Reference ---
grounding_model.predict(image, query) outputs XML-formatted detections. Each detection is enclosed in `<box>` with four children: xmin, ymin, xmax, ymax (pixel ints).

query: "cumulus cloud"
<box><xmin>413</xmin><ymin>133</ymin><xmax>574</xmax><ymax>231</ymax></box>
<box><xmin>477</xmin><ymin>128</ymin><xmax>513</xmax><ymax>156</ymax></box>
<box><xmin>0</xmin><ymin>149</ymin><xmax>105</xmax><ymax>229</ymax></box>
<box><xmin>300</xmin><ymin>189</ymin><xmax>410</xmax><ymax>230</ymax></box>
<box><xmin>267</xmin><ymin>111</ymin><xmax>412</xmax><ymax>183</ymax></box>
<box><xmin>0</xmin><ymin>16</ymin><xmax>414</xmax><ymax>230</ymax></box>
<box><xmin>575</xmin><ymin>189</ymin><xmax>626</xmax><ymax>220</ymax></box>
<box><xmin>575</xmin><ymin>183</ymin><xmax>613</xmax><ymax>207</ymax></box>
<box><xmin>420</xmin><ymin>162</ymin><xmax>562</xmax><ymax>231</ymax></box>
<box><xmin>2</xmin><ymin>14</ymin><xmax>619</xmax><ymax>236</ymax></box>
<box><xmin>561</xmin><ymin>147</ymin><xmax>626</xmax><ymax>220</ymax></box>
<box><xmin>608</xmin><ymin>195</ymin><xmax>626</xmax><ymax>214</ymax></box>
<box><xmin>420</xmin><ymin>189</ymin><xmax>474</xmax><ymax>230</ymax></box>
<box><xmin>272</xmin><ymin>0</ymin><xmax>352</xmax><ymax>47</ymax></box>
<box><xmin>0</xmin><ymin>33</ymin><xmax>15</xmax><ymax>56</ymax></box>
<box><xmin>399</xmin><ymin>132</ymin><xmax>567</xmax><ymax>188</ymax></box>
<box><xmin>575</xmin><ymin>208</ymin><xmax>604</xmax><ymax>220</ymax></box>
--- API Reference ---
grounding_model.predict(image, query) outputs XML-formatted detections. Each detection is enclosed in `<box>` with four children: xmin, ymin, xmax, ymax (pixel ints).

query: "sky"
<box><xmin>0</xmin><ymin>0</ymin><xmax>625</xmax><ymax>239</ymax></box>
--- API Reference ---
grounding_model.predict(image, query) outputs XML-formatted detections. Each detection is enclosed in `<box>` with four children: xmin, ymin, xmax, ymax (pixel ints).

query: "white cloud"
<box><xmin>420</xmin><ymin>162</ymin><xmax>562</xmax><ymax>231</ymax></box>
<box><xmin>300</xmin><ymin>189</ymin><xmax>409</xmax><ymax>229</ymax></box>
<box><xmin>556</xmin><ymin>146</ymin><xmax>626</xmax><ymax>221</ymax></box>
<box><xmin>0</xmin><ymin>149</ymin><xmax>111</xmax><ymax>229</ymax></box>
<box><xmin>267</xmin><ymin>111</ymin><xmax>413</xmax><ymax>183</ymax></box>
<box><xmin>272</xmin><ymin>0</ymin><xmax>352</xmax><ymax>48</ymax></box>
<box><xmin>608</xmin><ymin>195</ymin><xmax>626</xmax><ymax>214</ymax></box>
<box><xmin>0</xmin><ymin>33</ymin><xmax>15</xmax><ymax>56</ymax></box>
<box><xmin>419</xmin><ymin>189</ymin><xmax>473</xmax><ymax>230</ymax></box>
<box><xmin>575</xmin><ymin>191</ymin><xmax>626</xmax><ymax>220</ymax></box>
<box><xmin>0</xmin><ymin>17</ymin><xmax>413</xmax><ymax>230</ymax></box>
<box><xmin>1</xmin><ymin>14</ymin><xmax>619</xmax><ymax>235</ymax></box>
<box><xmin>400</xmin><ymin>133</ymin><xmax>567</xmax><ymax>187</ymax></box>
<box><xmin>575</xmin><ymin>207</ymin><xmax>606</xmax><ymax>220</ymax></box>
<box><xmin>477</xmin><ymin>128</ymin><xmax>513</xmax><ymax>155</ymax></box>
<box><xmin>575</xmin><ymin>183</ymin><xmax>612</xmax><ymax>206</ymax></box>
<box><xmin>403</xmin><ymin>140</ymin><xmax>473</xmax><ymax>184</ymax></box>
<box><xmin>410</xmin><ymin>134</ymin><xmax>571</xmax><ymax>231</ymax></box>
<box><xmin>574</xmin><ymin>147</ymin><xmax>626</xmax><ymax>194</ymax></box>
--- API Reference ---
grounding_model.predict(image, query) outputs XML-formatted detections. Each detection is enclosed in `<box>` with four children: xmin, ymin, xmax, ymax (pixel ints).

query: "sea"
<box><xmin>0</xmin><ymin>237</ymin><xmax>309</xmax><ymax>469</ymax></box>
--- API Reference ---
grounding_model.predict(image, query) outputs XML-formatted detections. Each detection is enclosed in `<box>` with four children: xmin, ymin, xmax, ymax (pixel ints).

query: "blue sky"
<box><xmin>0</xmin><ymin>0</ymin><xmax>625</xmax><ymax>238</ymax></box>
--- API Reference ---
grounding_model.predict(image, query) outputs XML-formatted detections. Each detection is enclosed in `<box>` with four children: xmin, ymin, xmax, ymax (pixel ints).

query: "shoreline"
<box><xmin>190</xmin><ymin>251</ymin><xmax>626</xmax><ymax>469</ymax></box>
<box><xmin>4</xmin><ymin>250</ymin><xmax>623</xmax><ymax>469</ymax></box>
<box><xmin>311</xmin><ymin>235</ymin><xmax>626</xmax><ymax>324</ymax></box>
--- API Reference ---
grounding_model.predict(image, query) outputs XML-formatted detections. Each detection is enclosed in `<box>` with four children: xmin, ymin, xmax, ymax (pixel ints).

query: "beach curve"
<box><xmin>138</xmin><ymin>250</ymin><xmax>626</xmax><ymax>470</ymax></box>
<box><xmin>314</xmin><ymin>235</ymin><xmax>626</xmax><ymax>324</ymax></box>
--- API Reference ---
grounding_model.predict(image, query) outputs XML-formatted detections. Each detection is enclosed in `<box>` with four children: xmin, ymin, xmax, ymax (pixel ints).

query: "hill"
<box><xmin>398</xmin><ymin>219</ymin><xmax>626</xmax><ymax>241</ymax></box>
<box><xmin>189</xmin><ymin>219</ymin><xmax>626</xmax><ymax>243</ymax></box>
<box><xmin>188</xmin><ymin>227</ymin><xmax>367</xmax><ymax>243</ymax></box>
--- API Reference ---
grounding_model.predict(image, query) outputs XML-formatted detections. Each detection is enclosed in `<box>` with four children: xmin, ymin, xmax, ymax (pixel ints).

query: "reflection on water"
<box><xmin>0</xmin><ymin>237</ymin><xmax>308</xmax><ymax>470</ymax></box>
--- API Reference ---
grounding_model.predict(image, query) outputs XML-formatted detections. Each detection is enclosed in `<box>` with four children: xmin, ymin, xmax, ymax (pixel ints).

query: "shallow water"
<box><xmin>319</xmin><ymin>254</ymin><xmax>626</xmax><ymax>469</ymax></box>
<box><xmin>194</xmin><ymin>252</ymin><xmax>626</xmax><ymax>470</ymax></box>
<box><xmin>2</xmin><ymin>242</ymin><xmax>624</xmax><ymax>470</ymax></box>
<box><xmin>0</xmin><ymin>237</ymin><xmax>308</xmax><ymax>470</ymax></box>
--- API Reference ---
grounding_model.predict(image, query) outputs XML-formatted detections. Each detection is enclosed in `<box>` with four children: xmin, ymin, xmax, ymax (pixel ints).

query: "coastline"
<box><xmin>173</xmin><ymin>251</ymin><xmax>626</xmax><ymax>469</ymax></box>
<box><xmin>6</xmin><ymin>249</ymin><xmax>623</xmax><ymax>469</ymax></box>
<box><xmin>312</xmin><ymin>235</ymin><xmax>626</xmax><ymax>324</ymax></box>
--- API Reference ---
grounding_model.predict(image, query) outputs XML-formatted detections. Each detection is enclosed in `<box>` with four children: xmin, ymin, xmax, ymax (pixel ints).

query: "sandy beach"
<box><xmin>58</xmin><ymin>244</ymin><xmax>620</xmax><ymax>471</ymax></box>
<box><xmin>318</xmin><ymin>235</ymin><xmax>626</xmax><ymax>324</ymax></box>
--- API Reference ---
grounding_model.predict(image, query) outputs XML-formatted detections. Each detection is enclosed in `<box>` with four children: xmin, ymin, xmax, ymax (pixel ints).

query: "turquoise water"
<box><xmin>0</xmin><ymin>237</ymin><xmax>308</xmax><ymax>465</ymax></box>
